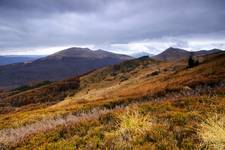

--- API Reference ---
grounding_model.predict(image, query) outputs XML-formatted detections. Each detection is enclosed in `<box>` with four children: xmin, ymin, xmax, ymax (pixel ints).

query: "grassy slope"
<box><xmin>0</xmin><ymin>53</ymin><xmax>224</xmax><ymax>149</ymax></box>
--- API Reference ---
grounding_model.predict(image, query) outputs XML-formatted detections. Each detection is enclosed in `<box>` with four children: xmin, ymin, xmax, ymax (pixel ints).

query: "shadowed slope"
<box><xmin>0</xmin><ymin>47</ymin><xmax>132</xmax><ymax>89</ymax></box>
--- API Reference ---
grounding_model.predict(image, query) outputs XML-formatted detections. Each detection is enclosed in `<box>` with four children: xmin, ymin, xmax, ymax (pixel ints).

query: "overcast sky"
<box><xmin>0</xmin><ymin>0</ymin><xmax>225</xmax><ymax>55</ymax></box>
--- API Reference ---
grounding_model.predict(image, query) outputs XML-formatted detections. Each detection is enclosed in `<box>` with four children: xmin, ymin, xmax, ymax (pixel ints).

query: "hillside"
<box><xmin>0</xmin><ymin>77</ymin><xmax>80</xmax><ymax>110</ymax></box>
<box><xmin>0</xmin><ymin>47</ymin><xmax>132</xmax><ymax>89</ymax></box>
<box><xmin>153</xmin><ymin>47</ymin><xmax>223</xmax><ymax>61</ymax></box>
<box><xmin>0</xmin><ymin>52</ymin><xmax>224</xmax><ymax>149</ymax></box>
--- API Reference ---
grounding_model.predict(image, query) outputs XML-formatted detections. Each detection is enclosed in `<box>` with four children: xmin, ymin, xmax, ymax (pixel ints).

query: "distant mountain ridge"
<box><xmin>46</xmin><ymin>48</ymin><xmax>131</xmax><ymax>60</ymax></box>
<box><xmin>0</xmin><ymin>55</ymin><xmax>43</xmax><ymax>66</ymax></box>
<box><xmin>0</xmin><ymin>46</ymin><xmax>223</xmax><ymax>89</ymax></box>
<box><xmin>131</xmin><ymin>52</ymin><xmax>154</xmax><ymax>58</ymax></box>
<box><xmin>152</xmin><ymin>47</ymin><xmax>223</xmax><ymax>61</ymax></box>
<box><xmin>0</xmin><ymin>47</ymin><xmax>132</xmax><ymax>89</ymax></box>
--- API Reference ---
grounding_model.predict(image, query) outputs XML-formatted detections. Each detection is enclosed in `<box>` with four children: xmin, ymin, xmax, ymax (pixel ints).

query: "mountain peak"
<box><xmin>153</xmin><ymin>47</ymin><xmax>223</xmax><ymax>61</ymax></box>
<box><xmin>0</xmin><ymin>47</ymin><xmax>132</xmax><ymax>89</ymax></box>
<box><xmin>45</xmin><ymin>47</ymin><xmax>132</xmax><ymax>60</ymax></box>
<box><xmin>165</xmin><ymin>47</ymin><xmax>187</xmax><ymax>52</ymax></box>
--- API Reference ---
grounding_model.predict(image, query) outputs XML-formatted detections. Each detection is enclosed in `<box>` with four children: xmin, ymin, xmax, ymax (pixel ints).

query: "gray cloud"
<box><xmin>0</xmin><ymin>0</ymin><xmax>225</xmax><ymax>55</ymax></box>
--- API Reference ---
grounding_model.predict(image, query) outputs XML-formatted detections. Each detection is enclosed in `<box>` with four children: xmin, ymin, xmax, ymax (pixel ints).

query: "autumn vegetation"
<box><xmin>0</xmin><ymin>52</ymin><xmax>224</xmax><ymax>149</ymax></box>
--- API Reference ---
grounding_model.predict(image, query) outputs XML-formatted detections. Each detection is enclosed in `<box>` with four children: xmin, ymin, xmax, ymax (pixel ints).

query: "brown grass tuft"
<box><xmin>116</xmin><ymin>109</ymin><xmax>152</xmax><ymax>136</ymax></box>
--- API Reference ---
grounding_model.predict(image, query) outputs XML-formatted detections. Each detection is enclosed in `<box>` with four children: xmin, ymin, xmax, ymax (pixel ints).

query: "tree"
<box><xmin>188</xmin><ymin>52</ymin><xmax>199</xmax><ymax>68</ymax></box>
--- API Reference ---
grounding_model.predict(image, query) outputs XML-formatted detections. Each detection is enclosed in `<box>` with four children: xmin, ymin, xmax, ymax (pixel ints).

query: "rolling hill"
<box><xmin>153</xmin><ymin>47</ymin><xmax>223</xmax><ymax>61</ymax></box>
<box><xmin>0</xmin><ymin>47</ymin><xmax>132</xmax><ymax>89</ymax></box>
<box><xmin>0</xmin><ymin>51</ymin><xmax>224</xmax><ymax>149</ymax></box>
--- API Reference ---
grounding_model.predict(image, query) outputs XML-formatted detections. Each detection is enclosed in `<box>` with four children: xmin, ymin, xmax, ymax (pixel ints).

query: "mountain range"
<box><xmin>0</xmin><ymin>47</ymin><xmax>223</xmax><ymax>89</ymax></box>
<box><xmin>0</xmin><ymin>55</ymin><xmax>44</xmax><ymax>66</ymax></box>
<box><xmin>152</xmin><ymin>47</ymin><xmax>223</xmax><ymax>61</ymax></box>
<box><xmin>0</xmin><ymin>47</ymin><xmax>132</xmax><ymax>89</ymax></box>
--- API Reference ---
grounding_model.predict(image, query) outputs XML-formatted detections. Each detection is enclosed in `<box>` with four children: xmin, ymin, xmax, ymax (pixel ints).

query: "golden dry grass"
<box><xmin>198</xmin><ymin>115</ymin><xmax>225</xmax><ymax>150</ymax></box>
<box><xmin>0</xmin><ymin>108</ymin><xmax>115</xmax><ymax>146</ymax></box>
<box><xmin>102</xmin><ymin>108</ymin><xmax>152</xmax><ymax>149</ymax></box>
<box><xmin>116</xmin><ymin>109</ymin><xmax>152</xmax><ymax>136</ymax></box>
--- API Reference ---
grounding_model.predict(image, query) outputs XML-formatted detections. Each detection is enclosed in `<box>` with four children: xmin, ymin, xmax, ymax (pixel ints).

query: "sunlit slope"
<box><xmin>59</xmin><ymin>52</ymin><xmax>225</xmax><ymax>106</ymax></box>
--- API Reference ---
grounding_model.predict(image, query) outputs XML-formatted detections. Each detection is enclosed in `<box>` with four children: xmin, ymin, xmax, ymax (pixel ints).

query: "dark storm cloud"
<box><xmin>0</xmin><ymin>0</ymin><xmax>225</xmax><ymax>54</ymax></box>
<box><xmin>0</xmin><ymin>0</ymin><xmax>103</xmax><ymax>14</ymax></box>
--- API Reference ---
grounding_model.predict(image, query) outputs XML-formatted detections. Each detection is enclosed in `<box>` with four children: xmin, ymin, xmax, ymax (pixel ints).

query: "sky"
<box><xmin>0</xmin><ymin>0</ymin><xmax>225</xmax><ymax>55</ymax></box>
